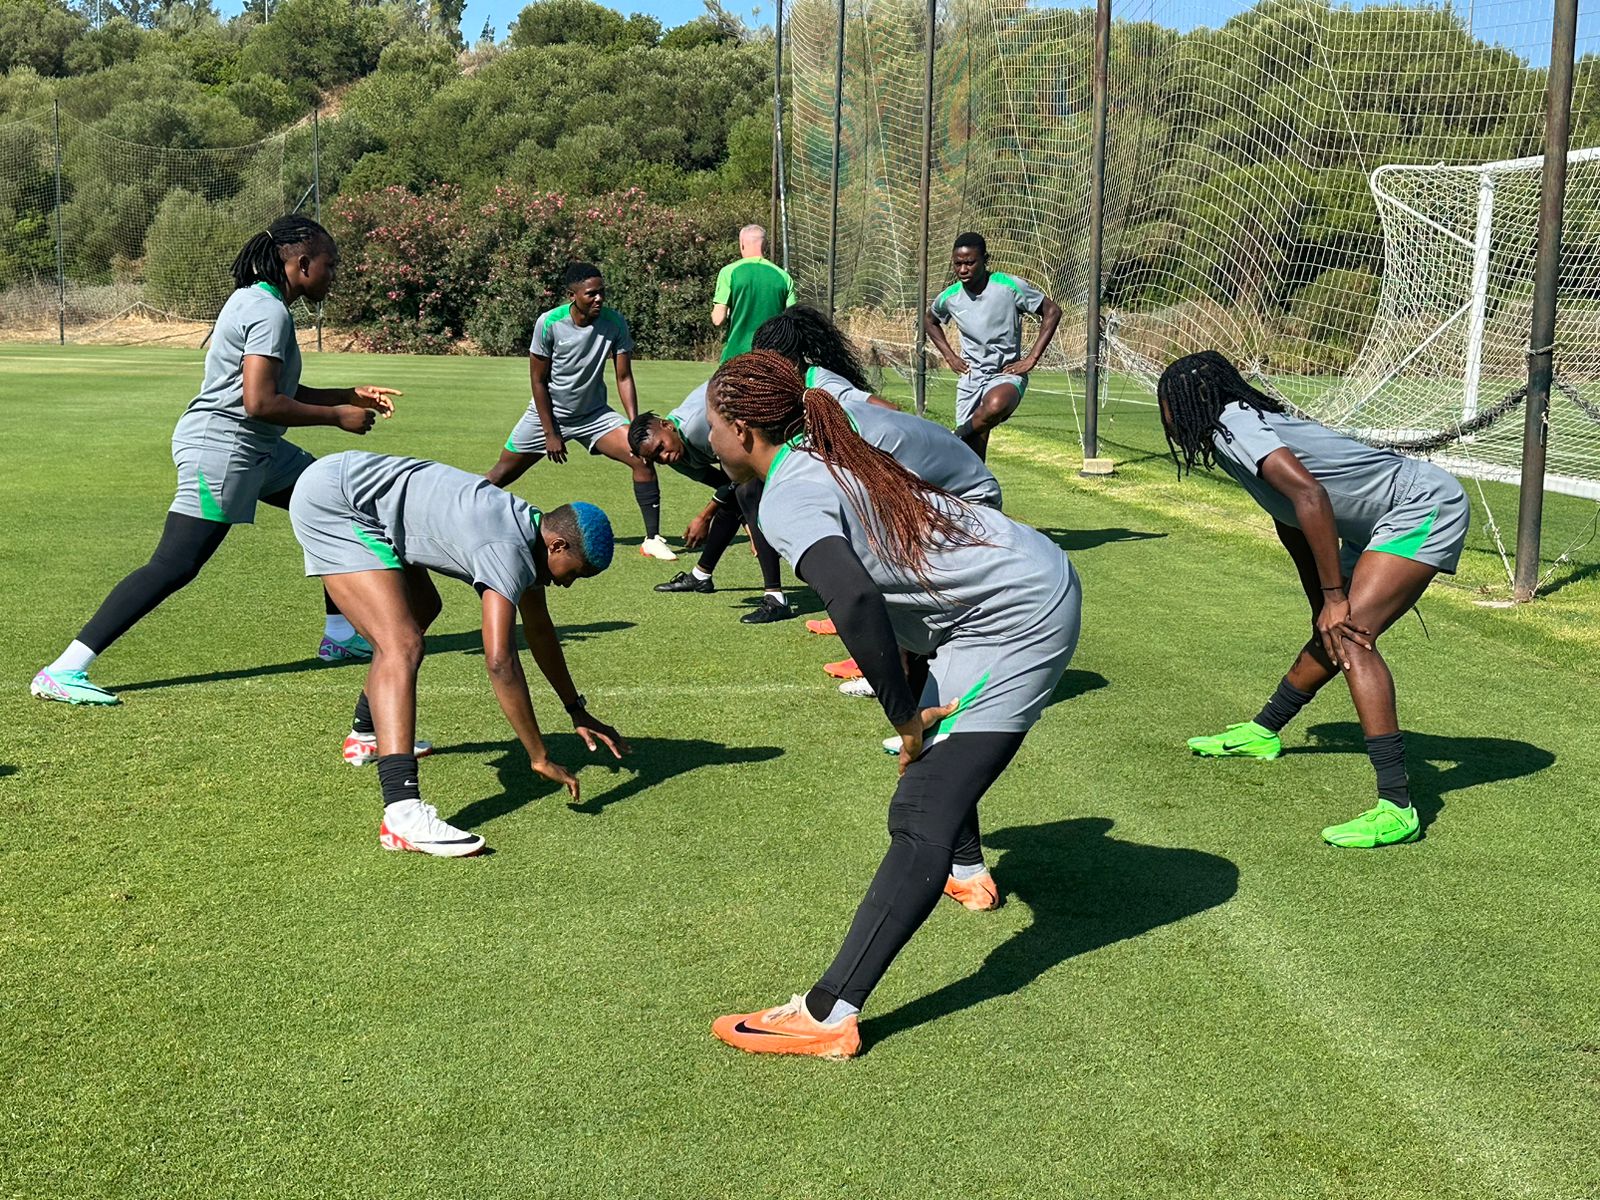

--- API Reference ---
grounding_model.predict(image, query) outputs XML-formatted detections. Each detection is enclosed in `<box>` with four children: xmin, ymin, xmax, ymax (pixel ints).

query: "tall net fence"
<box><xmin>783</xmin><ymin>0</ymin><xmax>1600</xmax><ymax>500</ymax></box>
<box><xmin>0</xmin><ymin>110</ymin><xmax>294</xmax><ymax>345</ymax></box>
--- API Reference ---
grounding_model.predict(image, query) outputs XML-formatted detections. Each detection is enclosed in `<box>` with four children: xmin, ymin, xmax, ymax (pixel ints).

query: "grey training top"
<box><xmin>759</xmin><ymin>444</ymin><xmax>1068</xmax><ymax>656</ymax></box>
<box><xmin>665</xmin><ymin>384</ymin><xmax>719</xmax><ymax>475</ymax></box>
<box><xmin>841</xmin><ymin>401</ymin><xmax>1002</xmax><ymax>508</ymax></box>
<box><xmin>185</xmin><ymin>284</ymin><xmax>301</xmax><ymax>437</ymax></box>
<box><xmin>1210</xmin><ymin>403</ymin><xmax>1420</xmax><ymax>546</ymax></box>
<box><xmin>804</xmin><ymin>364</ymin><xmax>877</xmax><ymax>407</ymax></box>
<box><xmin>928</xmin><ymin>272</ymin><xmax>1047</xmax><ymax>376</ymax></box>
<box><xmin>529</xmin><ymin>303</ymin><xmax>634</xmax><ymax>418</ymax></box>
<box><xmin>339</xmin><ymin>452</ymin><xmax>544</xmax><ymax>602</ymax></box>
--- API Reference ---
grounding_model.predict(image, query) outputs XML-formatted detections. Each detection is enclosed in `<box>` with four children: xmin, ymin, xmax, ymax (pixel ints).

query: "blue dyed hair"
<box><xmin>555</xmin><ymin>500</ymin><xmax>614</xmax><ymax>571</ymax></box>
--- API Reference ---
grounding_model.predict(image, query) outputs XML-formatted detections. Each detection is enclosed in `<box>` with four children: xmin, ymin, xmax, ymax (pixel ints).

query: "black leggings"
<box><xmin>812</xmin><ymin>730</ymin><xmax>1026</xmax><ymax>1010</ymax></box>
<box><xmin>735</xmin><ymin>479</ymin><xmax>784</xmax><ymax>592</ymax></box>
<box><xmin>76</xmin><ymin>486</ymin><xmax>331</xmax><ymax>653</ymax></box>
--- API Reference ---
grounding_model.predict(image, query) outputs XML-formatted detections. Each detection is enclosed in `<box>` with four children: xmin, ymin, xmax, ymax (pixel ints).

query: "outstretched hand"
<box><xmin>531</xmin><ymin>755</ymin><xmax>579</xmax><ymax>801</ymax></box>
<box><xmin>893</xmin><ymin>698</ymin><xmax>961</xmax><ymax>776</ymax></box>
<box><xmin>574</xmin><ymin>709</ymin><xmax>629</xmax><ymax>758</ymax></box>
<box><xmin>352</xmin><ymin>386</ymin><xmax>401</xmax><ymax>416</ymax></box>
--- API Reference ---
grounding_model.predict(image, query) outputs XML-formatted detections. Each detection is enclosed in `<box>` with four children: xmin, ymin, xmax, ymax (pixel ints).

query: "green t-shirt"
<box><xmin>714</xmin><ymin>256</ymin><xmax>797</xmax><ymax>361</ymax></box>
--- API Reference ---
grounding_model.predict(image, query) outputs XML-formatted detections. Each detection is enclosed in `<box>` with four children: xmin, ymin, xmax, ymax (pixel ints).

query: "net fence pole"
<box><xmin>1513</xmin><ymin>0</ymin><xmax>1578</xmax><ymax>601</ymax></box>
<box><xmin>914</xmin><ymin>0</ymin><xmax>935</xmax><ymax>416</ymax></box>
<box><xmin>312</xmin><ymin>103</ymin><xmax>324</xmax><ymax>352</ymax></box>
<box><xmin>1081</xmin><ymin>0</ymin><xmax>1111</xmax><ymax>461</ymax></box>
<box><xmin>52</xmin><ymin>100</ymin><xmax>65</xmax><ymax>346</ymax></box>
<box><xmin>772</xmin><ymin>0</ymin><xmax>783</xmax><ymax>254</ymax></box>
<box><xmin>826</xmin><ymin>0</ymin><xmax>844</xmax><ymax>316</ymax></box>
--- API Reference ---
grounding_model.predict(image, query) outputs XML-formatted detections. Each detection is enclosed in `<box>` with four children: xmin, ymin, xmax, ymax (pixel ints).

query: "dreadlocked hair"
<box><xmin>230</xmin><ymin>213</ymin><xmax>332</xmax><ymax>293</ymax></box>
<box><xmin>710</xmin><ymin>350</ymin><xmax>986</xmax><ymax>588</ymax></box>
<box><xmin>751</xmin><ymin>305</ymin><xmax>873</xmax><ymax>392</ymax></box>
<box><xmin>626</xmin><ymin>410</ymin><xmax>659</xmax><ymax>457</ymax></box>
<box><xmin>1157</xmin><ymin>350</ymin><xmax>1286</xmax><ymax>479</ymax></box>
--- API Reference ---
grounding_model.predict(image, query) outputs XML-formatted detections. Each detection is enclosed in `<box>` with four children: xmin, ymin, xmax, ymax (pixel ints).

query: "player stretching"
<box><xmin>486</xmin><ymin>262</ymin><xmax>676</xmax><ymax>561</ymax></box>
<box><xmin>706</xmin><ymin>351</ymin><xmax>1081</xmax><ymax>1058</ymax></box>
<box><xmin>923</xmin><ymin>232</ymin><xmax>1062</xmax><ymax>460</ymax></box>
<box><xmin>1158</xmin><ymin>351</ymin><xmax>1470</xmax><ymax>848</ymax></box>
<box><xmin>290</xmin><ymin>451</ymin><xmax>627</xmax><ymax>857</ymax></box>
<box><xmin>31</xmin><ymin>214</ymin><xmax>398</xmax><ymax>706</ymax></box>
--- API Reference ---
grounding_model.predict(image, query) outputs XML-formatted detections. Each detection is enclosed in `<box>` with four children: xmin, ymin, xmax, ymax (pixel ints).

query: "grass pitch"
<box><xmin>2</xmin><ymin>347</ymin><xmax>1597</xmax><ymax>1199</ymax></box>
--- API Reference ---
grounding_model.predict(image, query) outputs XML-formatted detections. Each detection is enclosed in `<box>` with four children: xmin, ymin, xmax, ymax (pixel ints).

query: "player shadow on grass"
<box><xmin>110</xmin><ymin>621</ymin><xmax>634</xmax><ymax>693</ymax></box>
<box><xmin>1034</xmin><ymin>527</ymin><xmax>1167</xmax><ymax>553</ymax></box>
<box><xmin>432</xmin><ymin>734</ymin><xmax>784</xmax><ymax>824</ymax></box>
<box><xmin>865</xmin><ymin>817</ymin><xmax>1238</xmax><ymax>1049</ymax></box>
<box><xmin>1293</xmin><ymin>721</ymin><xmax>1555</xmax><ymax>837</ymax></box>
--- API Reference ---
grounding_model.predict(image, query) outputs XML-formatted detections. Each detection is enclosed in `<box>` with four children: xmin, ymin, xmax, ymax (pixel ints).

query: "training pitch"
<box><xmin>3</xmin><ymin>347</ymin><xmax>1597</xmax><ymax>1199</ymax></box>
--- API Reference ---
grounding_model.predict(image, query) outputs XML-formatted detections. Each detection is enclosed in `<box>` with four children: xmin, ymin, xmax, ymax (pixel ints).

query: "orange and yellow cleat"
<box><xmin>712</xmin><ymin>995</ymin><xmax>862</xmax><ymax>1059</ymax></box>
<box><xmin>823</xmin><ymin>657</ymin><xmax>862</xmax><ymax>680</ymax></box>
<box><xmin>806</xmin><ymin>618</ymin><xmax>839</xmax><ymax>636</ymax></box>
<box><xmin>943</xmin><ymin>870</ymin><xmax>1001</xmax><ymax>912</ymax></box>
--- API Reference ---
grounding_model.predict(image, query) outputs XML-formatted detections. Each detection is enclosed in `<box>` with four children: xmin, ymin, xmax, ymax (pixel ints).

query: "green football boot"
<box><xmin>1321</xmin><ymin>798</ymin><xmax>1420</xmax><ymax>848</ymax></box>
<box><xmin>318</xmin><ymin>631</ymin><xmax>374</xmax><ymax>662</ymax></box>
<box><xmin>30</xmin><ymin>668</ymin><xmax>119</xmax><ymax>705</ymax></box>
<box><xmin>1186</xmin><ymin>720</ymin><xmax>1281</xmax><ymax>760</ymax></box>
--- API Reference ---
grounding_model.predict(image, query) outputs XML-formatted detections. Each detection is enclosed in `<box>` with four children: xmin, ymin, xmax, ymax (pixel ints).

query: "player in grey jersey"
<box><xmin>702</xmin><ymin>351</ymin><xmax>1081</xmax><ymax>1059</ymax></box>
<box><xmin>1159</xmin><ymin>350</ymin><xmax>1470</xmax><ymax>850</ymax></box>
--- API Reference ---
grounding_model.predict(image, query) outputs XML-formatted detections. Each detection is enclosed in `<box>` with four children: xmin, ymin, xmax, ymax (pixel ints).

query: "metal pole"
<box><xmin>1513</xmin><ymin>0</ymin><xmax>1578</xmax><ymax>601</ymax></box>
<box><xmin>771</xmin><ymin>0</ymin><xmax>783</xmax><ymax>249</ymax></box>
<box><xmin>914</xmin><ymin>0</ymin><xmax>936</xmax><ymax>416</ymax></box>
<box><xmin>52</xmin><ymin>100</ymin><xmax>65</xmax><ymax>346</ymax></box>
<box><xmin>312</xmin><ymin>103</ymin><xmax>324</xmax><ymax>353</ymax></box>
<box><xmin>1082</xmin><ymin>0</ymin><xmax>1110</xmax><ymax>462</ymax></box>
<box><xmin>826</xmin><ymin>0</ymin><xmax>845</xmax><ymax>316</ymax></box>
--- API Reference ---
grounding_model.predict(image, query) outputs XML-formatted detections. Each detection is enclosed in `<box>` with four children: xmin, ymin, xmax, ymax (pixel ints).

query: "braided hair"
<box><xmin>1157</xmin><ymin>350</ymin><xmax>1286</xmax><ymax>478</ymax></box>
<box><xmin>229</xmin><ymin>214</ymin><xmax>333</xmax><ymax>293</ymax></box>
<box><xmin>709</xmin><ymin>350</ymin><xmax>984</xmax><ymax>588</ymax></box>
<box><xmin>751</xmin><ymin>305</ymin><xmax>873</xmax><ymax>392</ymax></box>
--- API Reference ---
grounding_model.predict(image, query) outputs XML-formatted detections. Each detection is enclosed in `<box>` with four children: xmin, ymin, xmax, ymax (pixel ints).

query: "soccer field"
<box><xmin>3</xmin><ymin>346</ymin><xmax>1598</xmax><ymax>1199</ymax></box>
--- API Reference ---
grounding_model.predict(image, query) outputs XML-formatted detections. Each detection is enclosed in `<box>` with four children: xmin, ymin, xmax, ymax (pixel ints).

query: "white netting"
<box><xmin>783</xmin><ymin>0</ymin><xmax>1600</xmax><ymax>497</ymax></box>
<box><xmin>0</xmin><ymin>111</ymin><xmax>293</xmax><ymax>345</ymax></box>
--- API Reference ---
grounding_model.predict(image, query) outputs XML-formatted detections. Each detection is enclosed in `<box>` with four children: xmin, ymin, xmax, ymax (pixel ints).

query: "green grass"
<box><xmin>2</xmin><ymin>346</ymin><xmax>1597</xmax><ymax>1200</ymax></box>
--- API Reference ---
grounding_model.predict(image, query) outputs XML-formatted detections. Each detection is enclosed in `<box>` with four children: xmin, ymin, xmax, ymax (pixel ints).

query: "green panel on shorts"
<box><xmin>505</xmin><ymin>433</ymin><xmax>518</xmax><ymax>452</ymax></box>
<box><xmin>195</xmin><ymin>470</ymin><xmax>230</xmax><ymax>524</ymax></box>
<box><xmin>351</xmin><ymin>522</ymin><xmax>402</xmax><ymax>570</ymax></box>
<box><xmin>1370</xmin><ymin>506</ymin><xmax>1438</xmax><ymax>561</ymax></box>
<box><xmin>937</xmin><ymin>671</ymin><xmax>992</xmax><ymax>736</ymax></box>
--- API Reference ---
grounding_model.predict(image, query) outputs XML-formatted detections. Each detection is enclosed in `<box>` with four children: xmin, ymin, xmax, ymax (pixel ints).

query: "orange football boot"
<box><xmin>806</xmin><ymin>618</ymin><xmax>839</xmax><ymax>636</ymax></box>
<box><xmin>943</xmin><ymin>870</ymin><xmax>1001</xmax><ymax>912</ymax></box>
<box><xmin>824</xmin><ymin>657</ymin><xmax>862</xmax><ymax>680</ymax></box>
<box><xmin>712</xmin><ymin>995</ymin><xmax>861</xmax><ymax>1059</ymax></box>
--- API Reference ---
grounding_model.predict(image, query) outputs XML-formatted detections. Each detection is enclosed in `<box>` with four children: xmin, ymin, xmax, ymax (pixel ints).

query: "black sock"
<box><xmin>352</xmin><ymin>691</ymin><xmax>375</xmax><ymax>735</ymax></box>
<box><xmin>377</xmin><ymin>753</ymin><xmax>421</xmax><ymax>809</ymax></box>
<box><xmin>1364</xmin><ymin>732</ymin><xmax>1410</xmax><ymax>808</ymax></box>
<box><xmin>324</xmin><ymin>587</ymin><xmax>339</xmax><ymax>616</ymax></box>
<box><xmin>804</xmin><ymin>986</ymin><xmax>837</xmax><ymax>1023</ymax></box>
<box><xmin>633</xmin><ymin>480</ymin><xmax>662</xmax><ymax>540</ymax></box>
<box><xmin>1254</xmin><ymin>677</ymin><xmax>1315</xmax><ymax>734</ymax></box>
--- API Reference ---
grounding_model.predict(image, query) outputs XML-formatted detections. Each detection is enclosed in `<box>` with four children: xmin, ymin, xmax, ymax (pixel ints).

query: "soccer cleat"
<box><xmin>30</xmin><ymin>668</ymin><xmax>119</xmax><ymax>706</ymax></box>
<box><xmin>824</xmin><ymin>657</ymin><xmax>862</xmax><ymax>680</ymax></box>
<box><xmin>1186</xmin><ymin>720</ymin><xmax>1282</xmax><ymax>760</ymax></box>
<box><xmin>654</xmin><ymin>570</ymin><xmax>715</xmax><ymax>594</ymax></box>
<box><xmin>838</xmin><ymin>677</ymin><xmax>875</xmax><ymax>699</ymax></box>
<box><xmin>944</xmin><ymin>870</ymin><xmax>1002</xmax><ymax>912</ymax></box>
<box><xmin>1320</xmin><ymin>798</ymin><xmax>1421</xmax><ymax>849</ymax></box>
<box><xmin>711</xmin><ymin>994</ymin><xmax>861</xmax><ymax>1059</ymax></box>
<box><xmin>378</xmin><ymin>798</ymin><xmax>485</xmax><ymax>857</ymax></box>
<box><xmin>318</xmin><ymin>632</ymin><xmax>374</xmax><ymax>662</ymax></box>
<box><xmin>343</xmin><ymin>731</ymin><xmax>436</xmax><ymax>767</ymax></box>
<box><xmin>638</xmin><ymin>535</ymin><xmax>679</xmax><ymax>561</ymax></box>
<box><xmin>806</xmin><ymin>618</ymin><xmax>839</xmax><ymax>636</ymax></box>
<box><xmin>739</xmin><ymin>595</ymin><xmax>796</xmax><ymax>624</ymax></box>
<box><xmin>882</xmin><ymin>736</ymin><xmax>902</xmax><ymax>755</ymax></box>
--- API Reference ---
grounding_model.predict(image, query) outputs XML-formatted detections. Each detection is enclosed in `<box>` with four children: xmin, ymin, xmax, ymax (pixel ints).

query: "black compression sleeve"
<box><xmin>795</xmin><ymin>537</ymin><xmax>918</xmax><ymax>726</ymax></box>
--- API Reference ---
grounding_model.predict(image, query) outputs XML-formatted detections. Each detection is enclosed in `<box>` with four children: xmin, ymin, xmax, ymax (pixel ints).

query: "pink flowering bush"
<box><xmin>332</xmin><ymin>183</ymin><xmax>733</xmax><ymax>357</ymax></box>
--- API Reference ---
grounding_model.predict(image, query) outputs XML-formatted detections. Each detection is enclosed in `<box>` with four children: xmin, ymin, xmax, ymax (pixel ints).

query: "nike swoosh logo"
<box><xmin>732</xmin><ymin>1020</ymin><xmax>805</xmax><ymax>1038</ymax></box>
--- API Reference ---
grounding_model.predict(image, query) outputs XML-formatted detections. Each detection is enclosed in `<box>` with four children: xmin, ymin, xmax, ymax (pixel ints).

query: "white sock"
<box><xmin>692</xmin><ymin>566</ymin><xmax>713</xmax><ymax>582</ymax></box>
<box><xmin>324</xmin><ymin>614</ymin><xmax>355</xmax><ymax>640</ymax></box>
<box><xmin>951</xmin><ymin>861</ymin><xmax>988</xmax><ymax>881</ymax></box>
<box><xmin>48</xmin><ymin>640</ymin><xmax>97</xmax><ymax>674</ymax></box>
<box><xmin>822</xmin><ymin>998</ymin><xmax>860</xmax><ymax>1025</ymax></box>
<box><xmin>765</xmin><ymin>590</ymin><xmax>786</xmax><ymax>605</ymax></box>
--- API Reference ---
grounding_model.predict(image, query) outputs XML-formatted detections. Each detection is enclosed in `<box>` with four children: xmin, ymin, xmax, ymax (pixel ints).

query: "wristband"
<box><xmin>563</xmin><ymin>693</ymin><xmax>587</xmax><ymax>715</ymax></box>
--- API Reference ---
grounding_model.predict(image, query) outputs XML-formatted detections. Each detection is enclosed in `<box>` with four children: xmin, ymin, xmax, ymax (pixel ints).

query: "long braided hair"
<box><xmin>710</xmin><ymin>350</ymin><xmax>984</xmax><ymax>588</ymax></box>
<box><xmin>1157</xmin><ymin>350</ymin><xmax>1286</xmax><ymax>478</ymax></box>
<box><xmin>751</xmin><ymin>305</ymin><xmax>873</xmax><ymax>392</ymax></box>
<box><xmin>229</xmin><ymin>214</ymin><xmax>333</xmax><ymax>293</ymax></box>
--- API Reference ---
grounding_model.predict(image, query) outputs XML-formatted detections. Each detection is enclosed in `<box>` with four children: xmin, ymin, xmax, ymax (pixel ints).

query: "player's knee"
<box><xmin>375</xmin><ymin>629</ymin><xmax>425</xmax><ymax>672</ymax></box>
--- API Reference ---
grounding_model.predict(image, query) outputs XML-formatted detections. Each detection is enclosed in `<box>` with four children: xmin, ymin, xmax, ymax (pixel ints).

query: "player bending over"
<box><xmin>32</xmin><ymin>215</ymin><xmax>398</xmax><ymax>706</ymax></box>
<box><xmin>923</xmin><ymin>232</ymin><xmax>1062</xmax><ymax>461</ymax></box>
<box><xmin>290</xmin><ymin>451</ymin><xmax>627</xmax><ymax>857</ymax></box>
<box><xmin>1158</xmin><ymin>350</ymin><xmax>1470</xmax><ymax>849</ymax></box>
<box><xmin>627</xmin><ymin>385</ymin><xmax>795</xmax><ymax>624</ymax></box>
<box><xmin>486</xmin><ymin>262</ymin><xmax>676</xmax><ymax>561</ymax></box>
<box><xmin>705</xmin><ymin>351</ymin><xmax>1082</xmax><ymax>1058</ymax></box>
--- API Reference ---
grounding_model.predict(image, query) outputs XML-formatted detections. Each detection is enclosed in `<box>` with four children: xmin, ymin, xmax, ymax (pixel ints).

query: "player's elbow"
<box><xmin>1042</xmin><ymin>297</ymin><xmax>1063</xmax><ymax>322</ymax></box>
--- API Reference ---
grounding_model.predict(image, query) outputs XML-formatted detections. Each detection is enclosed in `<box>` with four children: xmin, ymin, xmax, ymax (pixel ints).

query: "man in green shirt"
<box><xmin>712</xmin><ymin>225</ymin><xmax>797</xmax><ymax>361</ymax></box>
